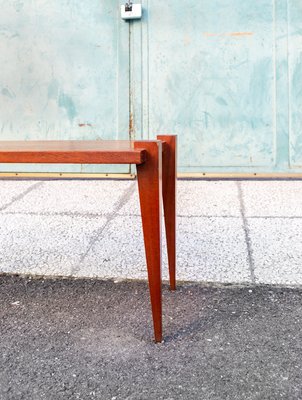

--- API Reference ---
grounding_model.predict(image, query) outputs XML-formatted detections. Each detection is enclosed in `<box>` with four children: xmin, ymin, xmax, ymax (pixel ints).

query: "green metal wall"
<box><xmin>0</xmin><ymin>1</ymin><xmax>302</xmax><ymax>174</ymax></box>
<box><xmin>0</xmin><ymin>1</ymin><xmax>129</xmax><ymax>173</ymax></box>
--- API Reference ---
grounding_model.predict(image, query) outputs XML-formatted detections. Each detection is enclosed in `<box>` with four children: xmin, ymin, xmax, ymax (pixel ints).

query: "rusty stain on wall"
<box><xmin>203</xmin><ymin>32</ymin><xmax>254</xmax><ymax>37</ymax></box>
<box><xmin>129</xmin><ymin>111</ymin><xmax>134</xmax><ymax>141</ymax></box>
<box><xmin>78</xmin><ymin>123</ymin><xmax>92</xmax><ymax>127</ymax></box>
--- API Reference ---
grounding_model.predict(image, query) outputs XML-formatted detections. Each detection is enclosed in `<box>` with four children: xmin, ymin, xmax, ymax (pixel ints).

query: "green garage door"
<box><xmin>131</xmin><ymin>0</ymin><xmax>302</xmax><ymax>175</ymax></box>
<box><xmin>1</xmin><ymin>1</ymin><xmax>302</xmax><ymax>175</ymax></box>
<box><xmin>0</xmin><ymin>1</ymin><xmax>129</xmax><ymax>174</ymax></box>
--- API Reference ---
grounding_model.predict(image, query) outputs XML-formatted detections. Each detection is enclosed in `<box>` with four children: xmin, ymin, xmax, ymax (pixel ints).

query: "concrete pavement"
<box><xmin>2</xmin><ymin>180</ymin><xmax>302</xmax><ymax>399</ymax></box>
<box><xmin>1</xmin><ymin>179</ymin><xmax>302</xmax><ymax>285</ymax></box>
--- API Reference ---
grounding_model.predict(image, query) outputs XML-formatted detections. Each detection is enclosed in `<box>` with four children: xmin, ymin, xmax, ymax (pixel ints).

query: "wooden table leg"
<box><xmin>134</xmin><ymin>140</ymin><xmax>162</xmax><ymax>343</ymax></box>
<box><xmin>157</xmin><ymin>135</ymin><xmax>177</xmax><ymax>291</ymax></box>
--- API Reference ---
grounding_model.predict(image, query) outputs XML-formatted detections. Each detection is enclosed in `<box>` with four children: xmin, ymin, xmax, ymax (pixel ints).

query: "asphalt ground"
<box><xmin>1</xmin><ymin>275</ymin><xmax>302</xmax><ymax>400</ymax></box>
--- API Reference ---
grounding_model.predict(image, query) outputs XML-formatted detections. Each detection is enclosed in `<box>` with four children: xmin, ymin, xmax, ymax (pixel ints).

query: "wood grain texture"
<box><xmin>0</xmin><ymin>136</ymin><xmax>177</xmax><ymax>342</ymax></box>
<box><xmin>157</xmin><ymin>135</ymin><xmax>177</xmax><ymax>291</ymax></box>
<box><xmin>134</xmin><ymin>140</ymin><xmax>163</xmax><ymax>343</ymax></box>
<box><xmin>0</xmin><ymin>141</ymin><xmax>146</xmax><ymax>164</ymax></box>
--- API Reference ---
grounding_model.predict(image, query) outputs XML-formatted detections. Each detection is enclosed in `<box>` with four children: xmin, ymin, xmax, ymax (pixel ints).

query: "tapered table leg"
<box><xmin>157</xmin><ymin>135</ymin><xmax>177</xmax><ymax>291</ymax></box>
<box><xmin>134</xmin><ymin>140</ymin><xmax>162</xmax><ymax>343</ymax></box>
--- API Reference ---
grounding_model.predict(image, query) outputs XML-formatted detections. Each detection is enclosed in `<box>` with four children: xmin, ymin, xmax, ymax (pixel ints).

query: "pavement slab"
<box><xmin>0</xmin><ymin>179</ymin><xmax>302</xmax><ymax>286</ymax></box>
<box><xmin>119</xmin><ymin>180</ymin><xmax>241</xmax><ymax>217</ymax></box>
<box><xmin>241</xmin><ymin>180</ymin><xmax>302</xmax><ymax>217</ymax></box>
<box><xmin>78</xmin><ymin>215</ymin><xmax>250</xmax><ymax>283</ymax></box>
<box><xmin>1</xmin><ymin>275</ymin><xmax>302</xmax><ymax>400</ymax></box>
<box><xmin>6</xmin><ymin>180</ymin><xmax>134</xmax><ymax>216</ymax></box>
<box><xmin>248</xmin><ymin>217</ymin><xmax>302</xmax><ymax>285</ymax></box>
<box><xmin>0</xmin><ymin>213</ymin><xmax>107</xmax><ymax>277</ymax></box>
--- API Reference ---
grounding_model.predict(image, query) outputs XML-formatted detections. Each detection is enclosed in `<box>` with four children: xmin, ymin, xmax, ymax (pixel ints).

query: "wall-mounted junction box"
<box><xmin>121</xmin><ymin>3</ymin><xmax>142</xmax><ymax>20</ymax></box>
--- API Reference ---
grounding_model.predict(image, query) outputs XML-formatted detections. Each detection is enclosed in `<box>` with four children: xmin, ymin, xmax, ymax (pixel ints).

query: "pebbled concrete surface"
<box><xmin>77</xmin><ymin>215</ymin><xmax>249</xmax><ymax>283</ymax></box>
<box><xmin>119</xmin><ymin>180</ymin><xmax>241</xmax><ymax>217</ymax></box>
<box><xmin>241</xmin><ymin>181</ymin><xmax>302</xmax><ymax>217</ymax></box>
<box><xmin>8</xmin><ymin>180</ymin><xmax>134</xmax><ymax>216</ymax></box>
<box><xmin>0</xmin><ymin>213</ymin><xmax>107</xmax><ymax>277</ymax></box>
<box><xmin>1</xmin><ymin>275</ymin><xmax>302</xmax><ymax>400</ymax></box>
<box><xmin>1</xmin><ymin>179</ymin><xmax>302</xmax><ymax>285</ymax></box>
<box><xmin>249</xmin><ymin>218</ymin><xmax>302</xmax><ymax>285</ymax></box>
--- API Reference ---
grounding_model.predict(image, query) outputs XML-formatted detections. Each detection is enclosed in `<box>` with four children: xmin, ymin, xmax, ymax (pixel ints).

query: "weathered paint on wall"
<box><xmin>0</xmin><ymin>1</ymin><xmax>129</xmax><ymax>173</ymax></box>
<box><xmin>1</xmin><ymin>1</ymin><xmax>302</xmax><ymax>174</ymax></box>
<box><xmin>288</xmin><ymin>0</ymin><xmax>302</xmax><ymax>167</ymax></box>
<box><xmin>132</xmin><ymin>0</ymin><xmax>301</xmax><ymax>173</ymax></box>
<box><xmin>138</xmin><ymin>0</ymin><xmax>275</xmax><ymax>171</ymax></box>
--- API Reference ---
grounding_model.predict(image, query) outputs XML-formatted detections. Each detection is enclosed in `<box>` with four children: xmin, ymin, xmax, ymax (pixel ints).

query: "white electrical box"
<box><xmin>121</xmin><ymin>3</ymin><xmax>142</xmax><ymax>20</ymax></box>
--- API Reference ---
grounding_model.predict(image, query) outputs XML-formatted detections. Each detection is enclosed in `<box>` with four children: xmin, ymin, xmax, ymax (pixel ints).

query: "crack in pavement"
<box><xmin>70</xmin><ymin>182</ymin><xmax>137</xmax><ymax>275</ymax></box>
<box><xmin>0</xmin><ymin>182</ymin><xmax>44</xmax><ymax>212</ymax></box>
<box><xmin>237</xmin><ymin>181</ymin><xmax>256</xmax><ymax>284</ymax></box>
<box><xmin>0</xmin><ymin>210</ymin><xmax>113</xmax><ymax>219</ymax></box>
<box><xmin>2</xmin><ymin>210</ymin><xmax>302</xmax><ymax>220</ymax></box>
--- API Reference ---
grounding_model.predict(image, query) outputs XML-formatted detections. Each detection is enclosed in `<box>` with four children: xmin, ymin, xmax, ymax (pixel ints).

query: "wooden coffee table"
<box><xmin>0</xmin><ymin>135</ymin><xmax>177</xmax><ymax>342</ymax></box>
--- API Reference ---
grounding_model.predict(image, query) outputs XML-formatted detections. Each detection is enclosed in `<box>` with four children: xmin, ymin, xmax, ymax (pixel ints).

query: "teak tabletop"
<box><xmin>0</xmin><ymin>135</ymin><xmax>177</xmax><ymax>343</ymax></box>
<box><xmin>0</xmin><ymin>140</ymin><xmax>146</xmax><ymax>164</ymax></box>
